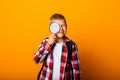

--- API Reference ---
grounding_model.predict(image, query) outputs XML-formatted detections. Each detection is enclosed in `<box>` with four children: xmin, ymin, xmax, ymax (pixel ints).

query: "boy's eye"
<box><xmin>60</xmin><ymin>24</ymin><xmax>66</xmax><ymax>27</ymax></box>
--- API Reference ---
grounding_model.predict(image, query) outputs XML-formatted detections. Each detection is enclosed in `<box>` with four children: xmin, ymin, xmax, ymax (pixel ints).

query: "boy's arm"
<box><xmin>71</xmin><ymin>44</ymin><xmax>80</xmax><ymax>80</ymax></box>
<box><xmin>33</xmin><ymin>39</ymin><xmax>51</xmax><ymax>64</ymax></box>
<box><xmin>33</xmin><ymin>34</ymin><xmax>57</xmax><ymax>64</ymax></box>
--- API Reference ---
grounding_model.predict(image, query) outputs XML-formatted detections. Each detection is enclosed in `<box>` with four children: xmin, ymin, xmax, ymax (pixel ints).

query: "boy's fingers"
<box><xmin>51</xmin><ymin>33</ymin><xmax>56</xmax><ymax>36</ymax></box>
<box><xmin>51</xmin><ymin>34</ymin><xmax>57</xmax><ymax>38</ymax></box>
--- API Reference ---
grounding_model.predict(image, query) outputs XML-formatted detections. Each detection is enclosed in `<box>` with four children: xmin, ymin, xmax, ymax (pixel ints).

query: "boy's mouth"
<box><xmin>59</xmin><ymin>31</ymin><xmax>64</xmax><ymax>34</ymax></box>
<box><xmin>59</xmin><ymin>29</ymin><xmax>64</xmax><ymax>33</ymax></box>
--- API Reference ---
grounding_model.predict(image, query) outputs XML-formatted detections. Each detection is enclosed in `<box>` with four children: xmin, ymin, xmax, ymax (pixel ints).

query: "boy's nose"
<box><xmin>60</xmin><ymin>26</ymin><xmax>63</xmax><ymax>30</ymax></box>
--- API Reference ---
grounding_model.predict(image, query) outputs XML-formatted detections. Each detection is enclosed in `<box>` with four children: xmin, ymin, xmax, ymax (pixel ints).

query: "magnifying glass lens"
<box><xmin>50</xmin><ymin>23</ymin><xmax>60</xmax><ymax>33</ymax></box>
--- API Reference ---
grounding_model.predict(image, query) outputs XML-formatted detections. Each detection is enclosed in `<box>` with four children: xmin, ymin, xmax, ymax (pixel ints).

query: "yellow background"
<box><xmin>0</xmin><ymin>0</ymin><xmax>120</xmax><ymax>80</ymax></box>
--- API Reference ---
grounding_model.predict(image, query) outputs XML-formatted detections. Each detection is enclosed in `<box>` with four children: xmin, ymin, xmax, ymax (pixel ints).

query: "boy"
<box><xmin>33</xmin><ymin>13</ymin><xmax>80</xmax><ymax>80</ymax></box>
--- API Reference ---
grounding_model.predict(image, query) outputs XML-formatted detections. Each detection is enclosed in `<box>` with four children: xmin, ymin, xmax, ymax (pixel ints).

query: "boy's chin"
<box><xmin>57</xmin><ymin>34</ymin><xmax>65</xmax><ymax>39</ymax></box>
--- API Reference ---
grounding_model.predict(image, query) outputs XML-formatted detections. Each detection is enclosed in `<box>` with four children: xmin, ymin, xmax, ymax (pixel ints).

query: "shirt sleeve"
<box><xmin>71</xmin><ymin>43</ymin><xmax>80</xmax><ymax>80</ymax></box>
<box><xmin>33</xmin><ymin>39</ymin><xmax>51</xmax><ymax>64</ymax></box>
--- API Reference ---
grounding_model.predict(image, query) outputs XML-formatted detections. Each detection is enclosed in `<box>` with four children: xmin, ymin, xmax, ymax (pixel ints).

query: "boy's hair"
<box><xmin>50</xmin><ymin>13</ymin><xmax>67</xmax><ymax>26</ymax></box>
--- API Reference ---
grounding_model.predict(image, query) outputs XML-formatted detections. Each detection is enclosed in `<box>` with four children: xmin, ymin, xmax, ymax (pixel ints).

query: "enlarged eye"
<box><xmin>49</xmin><ymin>22</ymin><xmax>60</xmax><ymax>33</ymax></box>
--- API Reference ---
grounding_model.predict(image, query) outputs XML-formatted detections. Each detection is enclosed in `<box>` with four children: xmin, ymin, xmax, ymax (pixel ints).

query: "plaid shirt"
<box><xmin>33</xmin><ymin>36</ymin><xmax>80</xmax><ymax>80</ymax></box>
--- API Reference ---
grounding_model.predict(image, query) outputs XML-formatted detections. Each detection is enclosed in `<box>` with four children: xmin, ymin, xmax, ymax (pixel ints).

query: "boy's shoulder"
<box><xmin>64</xmin><ymin>36</ymin><xmax>76</xmax><ymax>45</ymax></box>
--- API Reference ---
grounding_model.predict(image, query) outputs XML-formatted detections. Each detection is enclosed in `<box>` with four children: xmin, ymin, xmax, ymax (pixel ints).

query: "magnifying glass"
<box><xmin>49</xmin><ymin>22</ymin><xmax>60</xmax><ymax>34</ymax></box>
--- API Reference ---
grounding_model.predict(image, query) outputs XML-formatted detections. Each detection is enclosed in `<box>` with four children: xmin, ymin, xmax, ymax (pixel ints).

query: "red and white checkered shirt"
<box><xmin>33</xmin><ymin>36</ymin><xmax>80</xmax><ymax>80</ymax></box>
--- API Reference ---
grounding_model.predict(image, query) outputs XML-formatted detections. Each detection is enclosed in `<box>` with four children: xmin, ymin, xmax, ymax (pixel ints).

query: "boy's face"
<box><xmin>50</xmin><ymin>19</ymin><xmax>67</xmax><ymax>38</ymax></box>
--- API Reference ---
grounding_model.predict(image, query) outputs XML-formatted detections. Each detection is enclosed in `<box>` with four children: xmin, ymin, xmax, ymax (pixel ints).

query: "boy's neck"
<box><xmin>57</xmin><ymin>38</ymin><xmax>64</xmax><ymax>43</ymax></box>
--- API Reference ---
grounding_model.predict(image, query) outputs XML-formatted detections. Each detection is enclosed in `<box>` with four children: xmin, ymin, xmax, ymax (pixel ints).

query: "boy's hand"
<box><xmin>47</xmin><ymin>34</ymin><xmax>57</xmax><ymax>46</ymax></box>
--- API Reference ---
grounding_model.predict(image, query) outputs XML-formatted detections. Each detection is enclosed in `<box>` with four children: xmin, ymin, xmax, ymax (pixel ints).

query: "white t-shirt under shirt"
<box><xmin>52</xmin><ymin>41</ymin><xmax>63</xmax><ymax>80</ymax></box>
